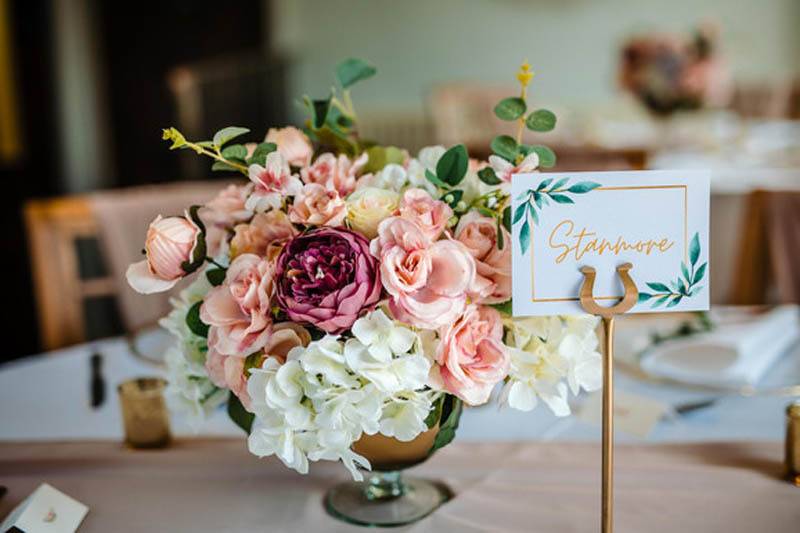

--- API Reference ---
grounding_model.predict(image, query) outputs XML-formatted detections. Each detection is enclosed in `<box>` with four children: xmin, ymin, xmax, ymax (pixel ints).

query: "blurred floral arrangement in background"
<box><xmin>126</xmin><ymin>59</ymin><xmax>602</xmax><ymax>479</ymax></box>
<box><xmin>618</xmin><ymin>23</ymin><xmax>731</xmax><ymax>116</ymax></box>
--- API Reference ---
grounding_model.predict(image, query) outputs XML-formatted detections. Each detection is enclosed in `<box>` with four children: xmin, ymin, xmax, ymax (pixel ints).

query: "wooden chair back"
<box><xmin>24</xmin><ymin>196</ymin><xmax>120</xmax><ymax>350</ymax></box>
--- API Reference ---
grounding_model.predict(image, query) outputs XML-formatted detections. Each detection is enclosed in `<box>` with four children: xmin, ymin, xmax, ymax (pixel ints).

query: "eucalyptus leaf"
<box><xmin>477</xmin><ymin>167</ymin><xmax>502</xmax><ymax>185</ymax></box>
<box><xmin>336</xmin><ymin>58</ymin><xmax>376</xmax><ymax>89</ymax></box>
<box><xmin>436</xmin><ymin>144</ymin><xmax>469</xmax><ymax>186</ymax></box>
<box><xmin>638</xmin><ymin>292</ymin><xmax>652</xmax><ymax>302</ymax></box>
<box><xmin>525</xmin><ymin>109</ymin><xmax>557</xmax><ymax>132</ymax></box>
<box><xmin>536</xmin><ymin>178</ymin><xmax>553</xmax><ymax>191</ymax></box>
<box><xmin>425</xmin><ymin>169</ymin><xmax>449</xmax><ymax>189</ymax></box>
<box><xmin>494</xmin><ymin>97</ymin><xmax>527</xmax><ymax>121</ymax></box>
<box><xmin>213</xmin><ymin>126</ymin><xmax>249</xmax><ymax>148</ymax></box>
<box><xmin>502</xmin><ymin>206</ymin><xmax>511</xmax><ymax>232</ymax></box>
<box><xmin>527</xmin><ymin>145</ymin><xmax>556</xmax><ymax>168</ymax></box>
<box><xmin>491</xmin><ymin>135</ymin><xmax>518</xmax><ymax>162</ymax></box>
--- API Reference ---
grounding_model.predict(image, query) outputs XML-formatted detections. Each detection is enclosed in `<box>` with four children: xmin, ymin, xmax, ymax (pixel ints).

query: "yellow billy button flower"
<box><xmin>516</xmin><ymin>60</ymin><xmax>534</xmax><ymax>88</ymax></box>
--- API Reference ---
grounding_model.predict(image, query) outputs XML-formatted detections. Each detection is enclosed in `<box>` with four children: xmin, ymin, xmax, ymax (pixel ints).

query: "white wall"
<box><xmin>272</xmin><ymin>0</ymin><xmax>800</xmax><ymax>117</ymax></box>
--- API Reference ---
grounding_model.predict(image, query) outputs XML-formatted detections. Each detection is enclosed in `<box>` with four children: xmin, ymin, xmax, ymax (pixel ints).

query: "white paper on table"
<box><xmin>577</xmin><ymin>389</ymin><xmax>669</xmax><ymax>439</ymax></box>
<box><xmin>640</xmin><ymin>305</ymin><xmax>800</xmax><ymax>387</ymax></box>
<box><xmin>511</xmin><ymin>170</ymin><xmax>710</xmax><ymax>317</ymax></box>
<box><xmin>1</xmin><ymin>484</ymin><xmax>88</xmax><ymax>533</ymax></box>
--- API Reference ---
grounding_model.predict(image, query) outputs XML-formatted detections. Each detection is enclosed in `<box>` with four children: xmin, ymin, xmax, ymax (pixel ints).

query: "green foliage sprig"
<box><xmin>488</xmin><ymin>61</ymin><xmax>558</xmax><ymax>170</ymax></box>
<box><xmin>638</xmin><ymin>232</ymin><xmax>707</xmax><ymax>308</ymax></box>
<box><xmin>300</xmin><ymin>58</ymin><xmax>376</xmax><ymax>156</ymax></box>
<box><xmin>161</xmin><ymin>126</ymin><xmax>276</xmax><ymax>175</ymax></box>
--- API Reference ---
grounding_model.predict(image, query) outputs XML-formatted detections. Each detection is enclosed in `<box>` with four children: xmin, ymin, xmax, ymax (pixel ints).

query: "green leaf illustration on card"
<box><xmin>637</xmin><ymin>232</ymin><xmax>706</xmax><ymax>309</ymax></box>
<box><xmin>513</xmin><ymin>177</ymin><xmax>601</xmax><ymax>254</ymax></box>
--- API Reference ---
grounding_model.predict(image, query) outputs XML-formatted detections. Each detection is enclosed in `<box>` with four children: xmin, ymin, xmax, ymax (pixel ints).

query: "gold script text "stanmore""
<box><xmin>548</xmin><ymin>220</ymin><xmax>675</xmax><ymax>264</ymax></box>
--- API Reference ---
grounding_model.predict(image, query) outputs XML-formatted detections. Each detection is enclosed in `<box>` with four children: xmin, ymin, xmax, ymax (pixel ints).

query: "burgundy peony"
<box><xmin>275</xmin><ymin>228</ymin><xmax>381</xmax><ymax>333</ymax></box>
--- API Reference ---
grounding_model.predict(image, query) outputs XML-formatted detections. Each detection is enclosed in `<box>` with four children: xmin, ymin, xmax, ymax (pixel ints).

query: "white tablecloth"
<box><xmin>1</xmin><ymin>321</ymin><xmax>798</xmax><ymax>444</ymax></box>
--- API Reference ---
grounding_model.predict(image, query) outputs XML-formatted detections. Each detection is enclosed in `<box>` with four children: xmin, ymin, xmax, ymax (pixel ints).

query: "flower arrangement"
<box><xmin>128</xmin><ymin>59</ymin><xmax>602</xmax><ymax>480</ymax></box>
<box><xmin>618</xmin><ymin>23</ymin><xmax>730</xmax><ymax>116</ymax></box>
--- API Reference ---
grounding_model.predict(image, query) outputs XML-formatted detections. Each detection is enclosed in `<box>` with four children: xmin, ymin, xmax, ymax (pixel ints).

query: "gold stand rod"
<box><xmin>601</xmin><ymin>316</ymin><xmax>615</xmax><ymax>533</ymax></box>
<box><xmin>579</xmin><ymin>263</ymin><xmax>638</xmax><ymax>533</ymax></box>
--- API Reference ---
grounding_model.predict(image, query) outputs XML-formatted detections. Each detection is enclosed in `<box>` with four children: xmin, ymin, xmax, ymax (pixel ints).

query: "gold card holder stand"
<box><xmin>579</xmin><ymin>263</ymin><xmax>639</xmax><ymax>533</ymax></box>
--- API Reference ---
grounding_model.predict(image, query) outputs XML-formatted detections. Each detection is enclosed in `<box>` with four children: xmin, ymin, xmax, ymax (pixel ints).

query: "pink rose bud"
<box><xmin>126</xmin><ymin>215</ymin><xmax>201</xmax><ymax>294</ymax></box>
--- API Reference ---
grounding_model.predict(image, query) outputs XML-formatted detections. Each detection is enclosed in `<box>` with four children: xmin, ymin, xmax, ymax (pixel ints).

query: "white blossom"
<box><xmin>502</xmin><ymin>315</ymin><xmax>601</xmax><ymax>417</ymax></box>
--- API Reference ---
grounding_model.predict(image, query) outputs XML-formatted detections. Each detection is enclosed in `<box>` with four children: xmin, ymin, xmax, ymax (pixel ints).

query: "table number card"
<box><xmin>511</xmin><ymin>170</ymin><xmax>710</xmax><ymax>316</ymax></box>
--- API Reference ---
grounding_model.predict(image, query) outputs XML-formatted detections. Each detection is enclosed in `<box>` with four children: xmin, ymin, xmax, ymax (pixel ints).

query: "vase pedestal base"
<box><xmin>324</xmin><ymin>472</ymin><xmax>453</xmax><ymax>528</ymax></box>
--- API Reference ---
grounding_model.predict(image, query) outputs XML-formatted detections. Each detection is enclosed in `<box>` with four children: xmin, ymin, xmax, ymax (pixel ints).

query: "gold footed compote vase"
<box><xmin>324</xmin><ymin>424</ymin><xmax>454</xmax><ymax>527</ymax></box>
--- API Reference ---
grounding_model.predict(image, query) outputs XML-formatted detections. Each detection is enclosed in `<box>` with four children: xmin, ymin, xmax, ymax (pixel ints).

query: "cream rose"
<box><xmin>345</xmin><ymin>187</ymin><xmax>399</xmax><ymax>239</ymax></box>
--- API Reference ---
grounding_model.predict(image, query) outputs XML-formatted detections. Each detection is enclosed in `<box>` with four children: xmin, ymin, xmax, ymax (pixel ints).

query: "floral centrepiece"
<box><xmin>130</xmin><ymin>59</ymin><xmax>602</xmax><ymax>480</ymax></box>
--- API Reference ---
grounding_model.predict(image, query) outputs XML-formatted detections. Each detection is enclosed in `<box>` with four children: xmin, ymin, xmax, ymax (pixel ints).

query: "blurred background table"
<box><xmin>1</xmin><ymin>321</ymin><xmax>797</xmax><ymax>444</ymax></box>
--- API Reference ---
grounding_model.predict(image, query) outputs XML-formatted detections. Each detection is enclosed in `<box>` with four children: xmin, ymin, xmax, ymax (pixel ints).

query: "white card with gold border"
<box><xmin>510</xmin><ymin>170</ymin><xmax>710</xmax><ymax>316</ymax></box>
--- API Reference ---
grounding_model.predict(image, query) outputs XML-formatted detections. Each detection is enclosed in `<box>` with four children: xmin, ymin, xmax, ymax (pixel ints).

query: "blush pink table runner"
<box><xmin>1</xmin><ymin>439</ymin><xmax>797</xmax><ymax>532</ymax></box>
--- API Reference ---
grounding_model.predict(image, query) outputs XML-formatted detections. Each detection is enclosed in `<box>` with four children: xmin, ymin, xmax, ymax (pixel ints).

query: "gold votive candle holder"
<box><xmin>786</xmin><ymin>401</ymin><xmax>800</xmax><ymax>486</ymax></box>
<box><xmin>117</xmin><ymin>377</ymin><xmax>171</xmax><ymax>449</ymax></box>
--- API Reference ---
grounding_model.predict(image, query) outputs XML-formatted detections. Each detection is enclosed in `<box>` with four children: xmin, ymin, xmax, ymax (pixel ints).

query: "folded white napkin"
<box><xmin>640</xmin><ymin>305</ymin><xmax>800</xmax><ymax>387</ymax></box>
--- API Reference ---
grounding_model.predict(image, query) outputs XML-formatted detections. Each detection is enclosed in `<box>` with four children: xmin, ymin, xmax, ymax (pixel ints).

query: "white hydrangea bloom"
<box><xmin>502</xmin><ymin>315</ymin><xmax>601</xmax><ymax>417</ymax></box>
<box><xmin>160</xmin><ymin>273</ymin><xmax>225</xmax><ymax>428</ymax></box>
<box><xmin>245</xmin><ymin>317</ymin><xmax>437</xmax><ymax>481</ymax></box>
<box><xmin>345</xmin><ymin>310</ymin><xmax>429</xmax><ymax>393</ymax></box>
<box><xmin>379</xmin><ymin>390</ymin><xmax>439</xmax><ymax>441</ymax></box>
<box><xmin>163</xmin><ymin>348</ymin><xmax>226</xmax><ymax>429</ymax></box>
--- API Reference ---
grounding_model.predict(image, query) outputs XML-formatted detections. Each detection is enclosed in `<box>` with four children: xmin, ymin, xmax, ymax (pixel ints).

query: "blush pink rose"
<box><xmin>205</xmin><ymin>322</ymin><xmax>310</xmax><ymax>409</ymax></box>
<box><xmin>301</xmin><ymin>152</ymin><xmax>367</xmax><ymax>196</ymax></box>
<box><xmin>126</xmin><ymin>214</ymin><xmax>202</xmax><ymax>294</ymax></box>
<box><xmin>288</xmin><ymin>183</ymin><xmax>347</xmax><ymax>227</ymax></box>
<box><xmin>200</xmin><ymin>184</ymin><xmax>253</xmax><ymax>257</ymax></box>
<box><xmin>455</xmin><ymin>211</ymin><xmax>511</xmax><ymax>304</ymax></box>
<box><xmin>230</xmin><ymin>210</ymin><xmax>298</xmax><ymax>258</ymax></box>
<box><xmin>265</xmin><ymin>126</ymin><xmax>313</xmax><ymax>168</ymax></box>
<box><xmin>200</xmin><ymin>254</ymin><xmax>274</xmax><ymax>356</ymax></box>
<box><xmin>246</xmin><ymin>152</ymin><xmax>303</xmax><ymax>212</ymax></box>
<box><xmin>398</xmin><ymin>188</ymin><xmax>453</xmax><ymax>241</ymax></box>
<box><xmin>373</xmin><ymin>217</ymin><xmax>476</xmax><ymax>329</ymax></box>
<box><xmin>431</xmin><ymin>304</ymin><xmax>509</xmax><ymax>406</ymax></box>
